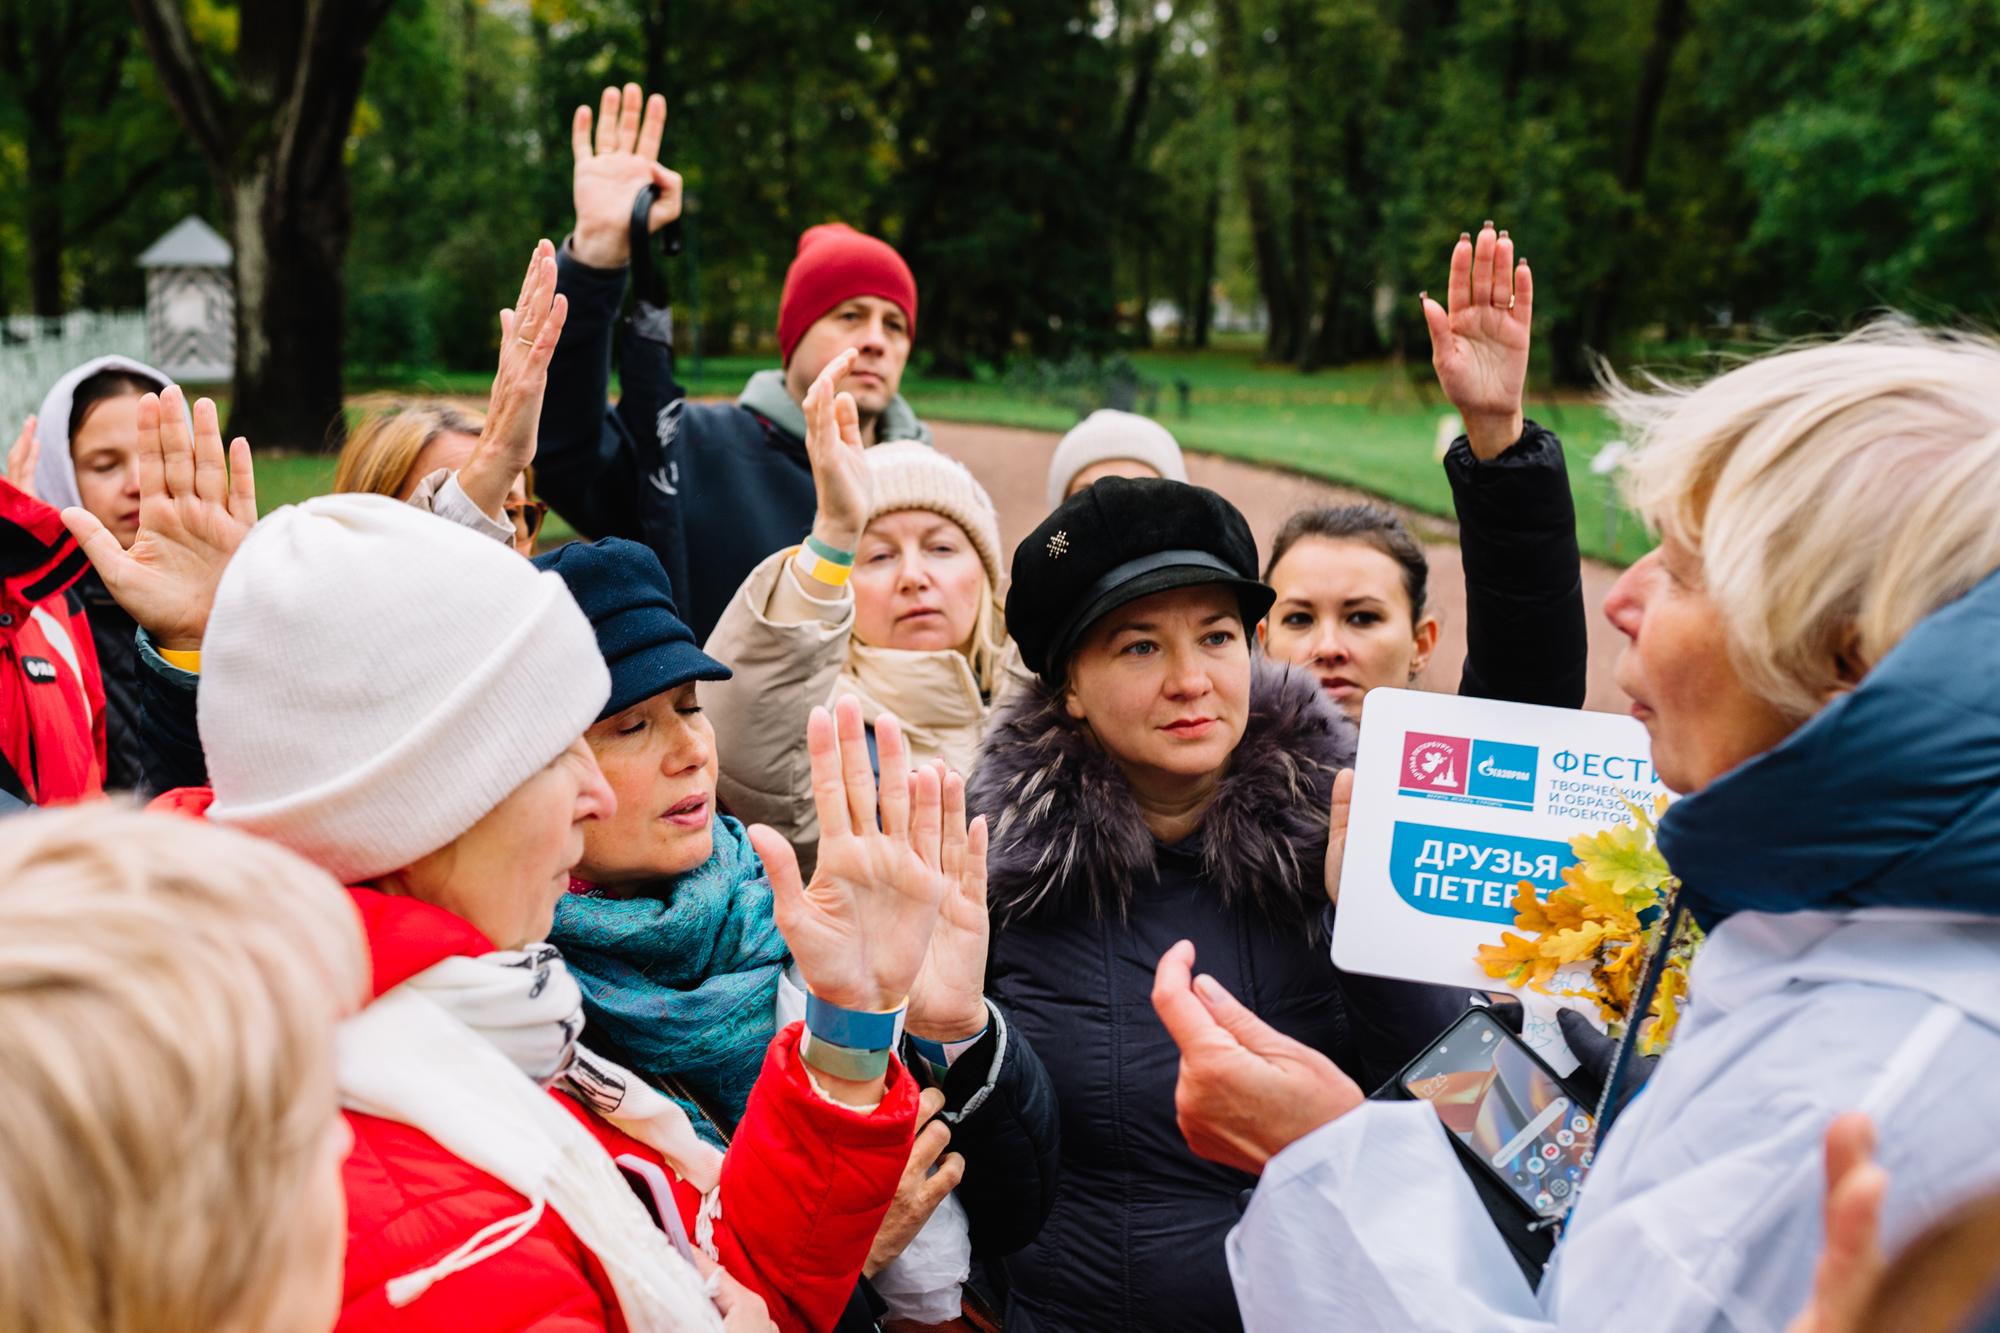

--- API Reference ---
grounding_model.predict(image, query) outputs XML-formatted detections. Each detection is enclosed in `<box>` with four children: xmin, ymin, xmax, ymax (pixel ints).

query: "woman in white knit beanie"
<box><xmin>67</xmin><ymin>388</ymin><xmax>965</xmax><ymax>1333</ymax></box>
<box><xmin>1045</xmin><ymin>408</ymin><xmax>1188</xmax><ymax>508</ymax></box>
<box><xmin>705</xmin><ymin>347</ymin><xmax>1027</xmax><ymax>869</ymax></box>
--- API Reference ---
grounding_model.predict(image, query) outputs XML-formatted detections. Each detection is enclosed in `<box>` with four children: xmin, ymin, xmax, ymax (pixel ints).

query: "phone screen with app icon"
<box><xmin>1400</xmin><ymin>1009</ymin><xmax>1597</xmax><ymax>1220</ymax></box>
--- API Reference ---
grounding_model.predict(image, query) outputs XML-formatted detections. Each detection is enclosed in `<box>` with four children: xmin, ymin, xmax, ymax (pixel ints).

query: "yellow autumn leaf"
<box><xmin>1558</xmin><ymin>868</ymin><xmax>1645</xmax><ymax>930</ymax></box>
<box><xmin>1570</xmin><ymin>822</ymin><xmax>1672</xmax><ymax>905</ymax></box>
<box><xmin>1476</xmin><ymin>931</ymin><xmax>1542</xmax><ymax>987</ymax></box>
<box><xmin>1542</xmin><ymin>920</ymin><xmax>1618</xmax><ymax>966</ymax></box>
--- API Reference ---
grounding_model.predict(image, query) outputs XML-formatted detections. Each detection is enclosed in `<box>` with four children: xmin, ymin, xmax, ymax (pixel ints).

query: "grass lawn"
<box><xmin>255</xmin><ymin>350</ymin><xmax>1652</xmax><ymax>565</ymax></box>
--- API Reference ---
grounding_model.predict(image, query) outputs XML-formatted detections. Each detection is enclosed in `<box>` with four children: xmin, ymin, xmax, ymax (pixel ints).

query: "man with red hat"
<box><xmin>534</xmin><ymin>83</ymin><xmax>933</xmax><ymax>642</ymax></box>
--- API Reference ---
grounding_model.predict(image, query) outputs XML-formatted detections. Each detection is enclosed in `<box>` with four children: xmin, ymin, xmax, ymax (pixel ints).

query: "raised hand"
<box><xmin>1421</xmin><ymin>222</ymin><xmax>1532</xmax><ymax>460</ymax></box>
<box><xmin>905</xmin><ymin>759</ymin><xmax>992</xmax><ymax>1041</ymax></box>
<box><xmin>5</xmin><ymin>415</ymin><xmax>37</xmax><ymax>498</ymax></box>
<box><xmin>803</xmin><ymin>347</ymin><xmax>870</xmax><ymax>558</ymax></box>
<box><xmin>459</xmin><ymin>240</ymin><xmax>568</xmax><ymax>520</ymax></box>
<box><xmin>1784</xmin><ymin>1113</ymin><xmax>1889</xmax><ymax>1333</ymax></box>
<box><xmin>1151</xmin><ymin>940</ymin><xmax>1362</xmax><ymax>1174</ymax></box>
<box><xmin>750</xmin><ymin>696</ymin><xmax>948</xmax><ymax>1023</ymax></box>
<box><xmin>61</xmin><ymin>387</ymin><xmax>255</xmax><ymax>652</ymax></box>
<box><xmin>864</xmin><ymin>1087</ymin><xmax>966</xmax><ymax>1278</ymax></box>
<box><xmin>571</xmin><ymin>83</ymin><xmax>683</xmax><ymax>269</ymax></box>
<box><xmin>1324</xmin><ymin>769</ymin><xmax>1354</xmax><ymax>905</ymax></box>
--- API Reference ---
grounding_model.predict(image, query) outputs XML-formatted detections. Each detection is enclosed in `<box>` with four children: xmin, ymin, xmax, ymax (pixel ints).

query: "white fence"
<box><xmin>0</xmin><ymin>312</ymin><xmax>151</xmax><ymax>438</ymax></box>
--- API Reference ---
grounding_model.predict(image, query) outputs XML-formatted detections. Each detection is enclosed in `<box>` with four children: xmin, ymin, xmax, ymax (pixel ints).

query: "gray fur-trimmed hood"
<box><xmin>968</xmin><ymin>659</ymin><xmax>1356</xmax><ymax>930</ymax></box>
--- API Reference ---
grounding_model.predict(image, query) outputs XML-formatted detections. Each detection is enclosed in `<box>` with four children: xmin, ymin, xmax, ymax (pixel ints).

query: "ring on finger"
<box><xmin>515</xmin><ymin>336</ymin><xmax>535</xmax><ymax>348</ymax></box>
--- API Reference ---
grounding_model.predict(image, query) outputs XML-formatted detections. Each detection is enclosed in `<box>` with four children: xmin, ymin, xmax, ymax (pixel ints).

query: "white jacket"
<box><xmin>1226</xmin><ymin>908</ymin><xmax>2000</xmax><ymax>1333</ymax></box>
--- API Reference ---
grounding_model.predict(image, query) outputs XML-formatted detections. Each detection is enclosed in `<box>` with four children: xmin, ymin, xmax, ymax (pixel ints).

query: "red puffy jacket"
<box><xmin>148</xmin><ymin>789</ymin><xmax>915</xmax><ymax>1333</ymax></box>
<box><xmin>0</xmin><ymin>477</ymin><xmax>104</xmax><ymax>803</ymax></box>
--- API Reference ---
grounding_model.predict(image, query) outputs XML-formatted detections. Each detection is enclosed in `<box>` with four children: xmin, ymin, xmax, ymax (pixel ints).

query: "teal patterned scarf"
<box><xmin>549</xmin><ymin>815</ymin><xmax>789</xmax><ymax>1146</ymax></box>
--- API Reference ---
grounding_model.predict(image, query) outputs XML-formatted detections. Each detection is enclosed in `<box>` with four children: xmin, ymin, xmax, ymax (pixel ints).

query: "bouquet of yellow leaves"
<box><xmin>1474</xmin><ymin>794</ymin><xmax>1701</xmax><ymax>1055</ymax></box>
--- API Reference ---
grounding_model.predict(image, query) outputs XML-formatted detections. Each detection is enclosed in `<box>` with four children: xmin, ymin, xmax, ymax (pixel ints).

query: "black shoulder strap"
<box><xmin>628</xmin><ymin>184</ymin><xmax>685</xmax><ymax>313</ymax></box>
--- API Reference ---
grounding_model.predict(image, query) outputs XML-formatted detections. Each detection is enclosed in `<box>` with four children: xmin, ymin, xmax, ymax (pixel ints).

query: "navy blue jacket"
<box><xmin>533</xmin><ymin>246</ymin><xmax>929</xmax><ymax>644</ymax></box>
<box><xmin>1660</xmin><ymin>563</ymin><xmax>2000</xmax><ymax>925</ymax></box>
<box><xmin>532</xmin><ymin>248</ymin><xmax>813</xmax><ymax>643</ymax></box>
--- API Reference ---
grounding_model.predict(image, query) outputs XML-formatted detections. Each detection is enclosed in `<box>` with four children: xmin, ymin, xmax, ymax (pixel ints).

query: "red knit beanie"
<box><xmin>777</xmin><ymin>223</ymin><xmax>918</xmax><ymax>364</ymax></box>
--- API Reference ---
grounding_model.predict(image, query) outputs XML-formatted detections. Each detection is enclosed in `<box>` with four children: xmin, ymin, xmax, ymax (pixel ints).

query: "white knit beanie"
<box><xmin>866</xmin><ymin>442</ymin><xmax>1004</xmax><ymax>585</ymax></box>
<box><xmin>1046</xmin><ymin>409</ymin><xmax>1189</xmax><ymax>507</ymax></box>
<box><xmin>200</xmin><ymin>493</ymin><xmax>610</xmax><ymax>885</ymax></box>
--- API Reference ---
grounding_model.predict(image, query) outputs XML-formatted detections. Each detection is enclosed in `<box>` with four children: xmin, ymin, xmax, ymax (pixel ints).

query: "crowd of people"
<box><xmin>1</xmin><ymin>78</ymin><xmax>1998</xmax><ymax>1333</ymax></box>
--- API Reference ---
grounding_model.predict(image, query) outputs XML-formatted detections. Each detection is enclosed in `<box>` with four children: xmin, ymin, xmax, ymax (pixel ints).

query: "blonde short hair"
<box><xmin>334</xmin><ymin>400</ymin><xmax>488</xmax><ymax>498</ymax></box>
<box><xmin>1616</xmin><ymin>321</ymin><xmax>2000</xmax><ymax>719</ymax></box>
<box><xmin>0</xmin><ymin>806</ymin><xmax>366</xmax><ymax>1333</ymax></box>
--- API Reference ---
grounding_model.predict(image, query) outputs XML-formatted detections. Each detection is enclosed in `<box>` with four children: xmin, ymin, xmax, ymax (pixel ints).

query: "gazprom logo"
<box><xmin>1399</xmin><ymin>733</ymin><xmax>1538</xmax><ymax>812</ymax></box>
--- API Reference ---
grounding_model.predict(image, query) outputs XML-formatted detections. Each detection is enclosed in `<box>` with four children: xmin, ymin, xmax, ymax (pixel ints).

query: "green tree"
<box><xmin>875</xmin><ymin>0</ymin><xmax>1122</xmax><ymax>374</ymax></box>
<box><xmin>129</xmin><ymin>0</ymin><xmax>400</xmax><ymax>447</ymax></box>
<box><xmin>0</xmin><ymin>0</ymin><xmax>206</xmax><ymax>315</ymax></box>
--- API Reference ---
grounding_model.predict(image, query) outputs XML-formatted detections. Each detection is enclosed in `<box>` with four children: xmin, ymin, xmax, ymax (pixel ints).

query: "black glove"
<box><xmin>1557</xmin><ymin>1007</ymin><xmax>1657</xmax><ymax>1116</ymax></box>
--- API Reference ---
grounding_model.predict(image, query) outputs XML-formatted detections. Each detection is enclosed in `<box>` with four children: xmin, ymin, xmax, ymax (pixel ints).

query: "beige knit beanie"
<box><xmin>865</xmin><ymin>442</ymin><xmax>1004</xmax><ymax>585</ymax></box>
<box><xmin>200</xmin><ymin>493</ymin><xmax>610</xmax><ymax>885</ymax></box>
<box><xmin>1046</xmin><ymin>409</ymin><xmax>1189</xmax><ymax>507</ymax></box>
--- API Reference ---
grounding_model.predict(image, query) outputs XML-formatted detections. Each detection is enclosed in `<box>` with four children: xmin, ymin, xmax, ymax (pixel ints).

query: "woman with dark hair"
<box><xmin>967</xmin><ymin>475</ymin><xmax>1470</xmax><ymax>1333</ymax></box>
<box><xmin>1260</xmin><ymin>223</ymin><xmax>1588</xmax><ymax>718</ymax></box>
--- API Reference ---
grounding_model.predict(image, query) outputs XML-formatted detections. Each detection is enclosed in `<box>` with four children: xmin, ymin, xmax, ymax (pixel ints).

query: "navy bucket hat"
<box><xmin>533</xmin><ymin>538</ymin><xmax>731</xmax><ymax>720</ymax></box>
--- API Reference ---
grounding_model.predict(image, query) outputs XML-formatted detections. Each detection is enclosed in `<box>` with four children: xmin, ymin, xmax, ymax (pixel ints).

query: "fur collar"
<box><xmin>968</xmin><ymin>659</ymin><xmax>1355</xmax><ymax>930</ymax></box>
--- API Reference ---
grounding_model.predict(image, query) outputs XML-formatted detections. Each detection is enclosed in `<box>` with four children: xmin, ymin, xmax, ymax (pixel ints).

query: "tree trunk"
<box><xmin>1282</xmin><ymin>0</ymin><xmax>1316</xmax><ymax>365</ymax></box>
<box><xmin>23</xmin><ymin>75</ymin><xmax>67</xmax><ymax>317</ymax></box>
<box><xmin>1566</xmin><ymin>0</ymin><xmax>1691</xmax><ymax>382</ymax></box>
<box><xmin>128</xmin><ymin>0</ymin><xmax>397</xmax><ymax>449</ymax></box>
<box><xmin>1194</xmin><ymin>177</ymin><xmax>1220</xmax><ymax>349</ymax></box>
<box><xmin>1299</xmin><ymin>237</ymin><xmax>1339</xmax><ymax>373</ymax></box>
<box><xmin>1214</xmin><ymin>0</ymin><xmax>1292</xmax><ymax>360</ymax></box>
<box><xmin>7</xmin><ymin>0</ymin><xmax>77</xmax><ymax>316</ymax></box>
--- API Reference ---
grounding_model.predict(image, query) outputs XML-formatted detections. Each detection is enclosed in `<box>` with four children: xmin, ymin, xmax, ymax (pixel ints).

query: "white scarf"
<box><xmin>338</xmin><ymin>945</ymin><xmax>727</xmax><ymax>1331</ymax></box>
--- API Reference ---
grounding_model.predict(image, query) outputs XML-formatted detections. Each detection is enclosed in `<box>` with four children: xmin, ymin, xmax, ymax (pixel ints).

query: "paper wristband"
<box><xmin>805</xmin><ymin>991</ymin><xmax>904</xmax><ymax>1051</ymax></box>
<box><xmin>802</xmin><ymin>1032</ymin><xmax>891</xmax><ymax>1082</ymax></box>
<box><xmin>805</xmin><ymin>534</ymin><xmax>856</xmax><ymax>567</ymax></box>
<box><xmin>909</xmin><ymin>1025</ymin><xmax>989</xmax><ymax>1071</ymax></box>
<box><xmin>794</xmin><ymin>544</ymin><xmax>852</xmax><ymax>588</ymax></box>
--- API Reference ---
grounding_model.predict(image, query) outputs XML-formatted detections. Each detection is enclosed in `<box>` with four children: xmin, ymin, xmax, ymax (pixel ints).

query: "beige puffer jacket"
<box><xmin>702</xmin><ymin>547</ymin><xmax>1026</xmax><ymax>871</ymax></box>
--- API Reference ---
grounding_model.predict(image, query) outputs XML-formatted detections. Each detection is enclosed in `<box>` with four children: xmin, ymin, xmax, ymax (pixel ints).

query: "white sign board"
<box><xmin>1332</xmin><ymin>688</ymin><xmax>1671</xmax><ymax>1073</ymax></box>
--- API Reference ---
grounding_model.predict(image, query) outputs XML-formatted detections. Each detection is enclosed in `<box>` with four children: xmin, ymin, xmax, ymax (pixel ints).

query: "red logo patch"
<box><xmin>1400</xmin><ymin>732</ymin><xmax>1469</xmax><ymax>794</ymax></box>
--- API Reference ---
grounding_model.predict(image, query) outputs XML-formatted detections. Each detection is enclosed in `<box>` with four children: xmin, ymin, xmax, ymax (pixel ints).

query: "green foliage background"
<box><xmin>10</xmin><ymin>0</ymin><xmax>2000</xmax><ymax>377</ymax></box>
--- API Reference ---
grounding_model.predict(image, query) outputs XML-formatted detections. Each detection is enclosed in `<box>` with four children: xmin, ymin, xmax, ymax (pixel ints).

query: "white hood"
<box><xmin>32</xmin><ymin>356</ymin><xmax>176</xmax><ymax>512</ymax></box>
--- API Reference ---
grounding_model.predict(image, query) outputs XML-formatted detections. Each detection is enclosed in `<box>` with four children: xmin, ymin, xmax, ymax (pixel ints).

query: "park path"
<box><xmin>928</xmin><ymin>420</ymin><xmax>1632</xmax><ymax>714</ymax></box>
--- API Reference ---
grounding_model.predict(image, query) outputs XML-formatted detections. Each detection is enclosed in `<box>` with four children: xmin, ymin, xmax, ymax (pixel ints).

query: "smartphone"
<box><xmin>1396</xmin><ymin>1008</ymin><xmax>1597</xmax><ymax>1221</ymax></box>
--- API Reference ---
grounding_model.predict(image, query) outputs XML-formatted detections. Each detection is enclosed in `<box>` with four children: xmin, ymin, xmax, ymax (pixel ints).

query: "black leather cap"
<box><xmin>1009</xmin><ymin>477</ymin><xmax>1274</xmax><ymax>684</ymax></box>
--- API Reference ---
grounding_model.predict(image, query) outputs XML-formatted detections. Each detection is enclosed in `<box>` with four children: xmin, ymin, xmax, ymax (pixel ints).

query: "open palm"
<box><xmin>750</xmin><ymin>698</ymin><xmax>946</xmax><ymax>1014</ymax></box>
<box><xmin>905</xmin><ymin>759</ymin><xmax>991</xmax><ymax>1041</ymax></box>
<box><xmin>62</xmin><ymin>387</ymin><xmax>255</xmax><ymax>651</ymax></box>
<box><xmin>458</xmin><ymin>239</ymin><xmax>568</xmax><ymax>518</ymax></box>
<box><xmin>571</xmin><ymin>84</ymin><xmax>682</xmax><ymax>268</ymax></box>
<box><xmin>1422</xmin><ymin>223</ymin><xmax>1532</xmax><ymax>460</ymax></box>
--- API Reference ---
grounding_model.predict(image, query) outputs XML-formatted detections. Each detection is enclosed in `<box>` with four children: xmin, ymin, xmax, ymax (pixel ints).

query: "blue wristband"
<box><xmin>806</xmin><ymin>991</ymin><xmax>904</xmax><ymax>1051</ymax></box>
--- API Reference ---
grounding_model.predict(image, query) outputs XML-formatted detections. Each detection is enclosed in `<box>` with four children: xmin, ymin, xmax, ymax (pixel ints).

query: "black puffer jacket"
<box><xmin>77</xmin><ymin>573</ymin><xmax>142</xmax><ymax>791</ymax></box>
<box><xmin>1446</xmin><ymin>421</ymin><xmax>1588</xmax><ymax>708</ymax></box>
<box><xmin>968</xmin><ymin>663</ymin><xmax>1470</xmax><ymax>1333</ymax></box>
